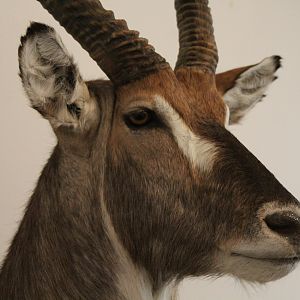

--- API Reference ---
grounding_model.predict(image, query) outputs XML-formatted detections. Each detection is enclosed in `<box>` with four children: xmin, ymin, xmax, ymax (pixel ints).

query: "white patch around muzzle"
<box><xmin>217</xmin><ymin>202</ymin><xmax>300</xmax><ymax>283</ymax></box>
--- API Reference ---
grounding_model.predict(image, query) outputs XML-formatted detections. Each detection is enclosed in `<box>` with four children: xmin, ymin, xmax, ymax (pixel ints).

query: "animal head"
<box><xmin>18</xmin><ymin>0</ymin><xmax>299</xmax><ymax>286</ymax></box>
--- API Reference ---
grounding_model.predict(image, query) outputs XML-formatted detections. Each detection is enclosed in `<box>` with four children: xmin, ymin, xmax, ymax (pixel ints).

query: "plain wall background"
<box><xmin>1</xmin><ymin>0</ymin><xmax>300</xmax><ymax>299</ymax></box>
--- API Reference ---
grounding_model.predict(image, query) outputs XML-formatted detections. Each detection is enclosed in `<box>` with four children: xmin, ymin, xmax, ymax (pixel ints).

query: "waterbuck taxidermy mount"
<box><xmin>0</xmin><ymin>0</ymin><xmax>299</xmax><ymax>299</ymax></box>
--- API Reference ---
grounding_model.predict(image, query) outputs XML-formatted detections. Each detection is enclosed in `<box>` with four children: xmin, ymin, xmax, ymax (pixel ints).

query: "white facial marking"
<box><xmin>155</xmin><ymin>96</ymin><xmax>218</xmax><ymax>172</ymax></box>
<box><xmin>218</xmin><ymin>201</ymin><xmax>300</xmax><ymax>283</ymax></box>
<box><xmin>219</xmin><ymin>252</ymin><xmax>296</xmax><ymax>283</ymax></box>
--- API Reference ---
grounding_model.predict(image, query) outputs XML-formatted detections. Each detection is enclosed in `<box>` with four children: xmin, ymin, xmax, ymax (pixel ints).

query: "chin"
<box><xmin>216</xmin><ymin>252</ymin><xmax>299</xmax><ymax>283</ymax></box>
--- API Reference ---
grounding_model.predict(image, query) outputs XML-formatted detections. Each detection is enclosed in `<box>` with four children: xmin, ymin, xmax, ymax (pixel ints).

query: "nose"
<box><xmin>264</xmin><ymin>211</ymin><xmax>300</xmax><ymax>239</ymax></box>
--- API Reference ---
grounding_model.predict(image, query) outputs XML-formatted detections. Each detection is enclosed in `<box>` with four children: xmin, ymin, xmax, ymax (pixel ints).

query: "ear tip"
<box><xmin>271</xmin><ymin>55</ymin><xmax>282</xmax><ymax>70</ymax></box>
<box><xmin>28</xmin><ymin>22</ymin><xmax>54</xmax><ymax>35</ymax></box>
<box><xmin>18</xmin><ymin>18</ymin><xmax>75</xmax><ymax>67</ymax></box>
<box><xmin>19</xmin><ymin>22</ymin><xmax>54</xmax><ymax>47</ymax></box>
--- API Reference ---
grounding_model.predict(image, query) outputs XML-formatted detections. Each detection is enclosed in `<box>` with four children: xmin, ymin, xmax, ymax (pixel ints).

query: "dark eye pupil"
<box><xmin>128</xmin><ymin>110</ymin><xmax>151</xmax><ymax>126</ymax></box>
<box><xmin>125</xmin><ymin>109</ymin><xmax>154</xmax><ymax>128</ymax></box>
<box><xmin>134</xmin><ymin>111</ymin><xmax>147</xmax><ymax>121</ymax></box>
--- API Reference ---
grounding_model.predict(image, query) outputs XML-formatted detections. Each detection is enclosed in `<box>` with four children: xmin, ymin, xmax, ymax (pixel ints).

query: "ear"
<box><xmin>18</xmin><ymin>22</ymin><xmax>98</xmax><ymax>130</ymax></box>
<box><xmin>216</xmin><ymin>56</ymin><xmax>282</xmax><ymax>124</ymax></box>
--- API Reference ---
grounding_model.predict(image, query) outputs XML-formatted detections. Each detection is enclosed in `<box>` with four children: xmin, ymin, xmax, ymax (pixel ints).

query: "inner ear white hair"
<box><xmin>18</xmin><ymin>22</ymin><xmax>96</xmax><ymax>130</ymax></box>
<box><xmin>224</xmin><ymin>56</ymin><xmax>281</xmax><ymax>124</ymax></box>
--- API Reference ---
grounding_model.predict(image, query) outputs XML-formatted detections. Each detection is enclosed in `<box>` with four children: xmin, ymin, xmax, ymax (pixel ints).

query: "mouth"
<box><xmin>231</xmin><ymin>253</ymin><xmax>300</xmax><ymax>265</ymax></box>
<box><xmin>217</xmin><ymin>249</ymin><xmax>300</xmax><ymax>283</ymax></box>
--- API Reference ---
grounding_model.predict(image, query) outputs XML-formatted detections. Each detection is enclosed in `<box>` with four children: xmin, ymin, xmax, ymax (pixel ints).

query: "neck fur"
<box><xmin>101</xmin><ymin>197</ymin><xmax>178</xmax><ymax>300</ymax></box>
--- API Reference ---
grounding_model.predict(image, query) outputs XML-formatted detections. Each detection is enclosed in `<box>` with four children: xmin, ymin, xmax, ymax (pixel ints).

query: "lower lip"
<box><xmin>231</xmin><ymin>253</ymin><xmax>300</xmax><ymax>265</ymax></box>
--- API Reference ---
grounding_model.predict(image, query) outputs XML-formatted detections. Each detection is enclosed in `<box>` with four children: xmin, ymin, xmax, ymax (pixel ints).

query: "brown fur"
<box><xmin>216</xmin><ymin>65</ymin><xmax>254</xmax><ymax>95</ymax></box>
<box><xmin>0</xmin><ymin>2</ymin><xmax>299</xmax><ymax>300</ymax></box>
<box><xmin>1</xmin><ymin>60</ymin><xmax>299</xmax><ymax>300</ymax></box>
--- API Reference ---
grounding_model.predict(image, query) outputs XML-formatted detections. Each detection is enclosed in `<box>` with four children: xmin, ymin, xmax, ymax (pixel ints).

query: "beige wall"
<box><xmin>0</xmin><ymin>0</ymin><xmax>300</xmax><ymax>299</ymax></box>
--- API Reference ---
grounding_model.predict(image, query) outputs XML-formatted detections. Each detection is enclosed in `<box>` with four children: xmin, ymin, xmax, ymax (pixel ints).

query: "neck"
<box><xmin>0</xmin><ymin>147</ymin><xmax>178</xmax><ymax>300</ymax></box>
<box><xmin>101</xmin><ymin>189</ymin><xmax>179</xmax><ymax>300</ymax></box>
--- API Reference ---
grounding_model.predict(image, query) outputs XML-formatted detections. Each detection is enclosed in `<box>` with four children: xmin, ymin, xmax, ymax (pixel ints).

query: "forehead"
<box><xmin>112</xmin><ymin>70</ymin><xmax>226</xmax><ymax>174</ymax></box>
<box><xmin>116</xmin><ymin>69</ymin><xmax>227</xmax><ymax>128</ymax></box>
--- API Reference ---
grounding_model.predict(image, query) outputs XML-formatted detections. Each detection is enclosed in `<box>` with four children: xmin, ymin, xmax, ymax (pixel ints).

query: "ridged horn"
<box><xmin>175</xmin><ymin>0</ymin><xmax>218</xmax><ymax>73</ymax></box>
<box><xmin>36</xmin><ymin>0</ymin><xmax>170</xmax><ymax>86</ymax></box>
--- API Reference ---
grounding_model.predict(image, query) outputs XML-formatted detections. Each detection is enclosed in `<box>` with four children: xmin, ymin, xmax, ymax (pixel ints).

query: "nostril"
<box><xmin>264</xmin><ymin>212</ymin><xmax>300</xmax><ymax>237</ymax></box>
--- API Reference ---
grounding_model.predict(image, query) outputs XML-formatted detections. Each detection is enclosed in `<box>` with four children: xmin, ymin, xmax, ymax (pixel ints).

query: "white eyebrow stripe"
<box><xmin>154</xmin><ymin>96</ymin><xmax>218</xmax><ymax>172</ymax></box>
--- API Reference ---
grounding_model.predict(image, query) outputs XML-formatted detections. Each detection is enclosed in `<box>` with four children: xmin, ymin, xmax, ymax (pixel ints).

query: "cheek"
<box><xmin>114</xmin><ymin>128</ymin><xmax>189</xmax><ymax>177</ymax></box>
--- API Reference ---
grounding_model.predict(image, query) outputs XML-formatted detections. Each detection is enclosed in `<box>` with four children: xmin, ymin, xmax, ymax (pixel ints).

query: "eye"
<box><xmin>125</xmin><ymin>109</ymin><xmax>154</xmax><ymax>128</ymax></box>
